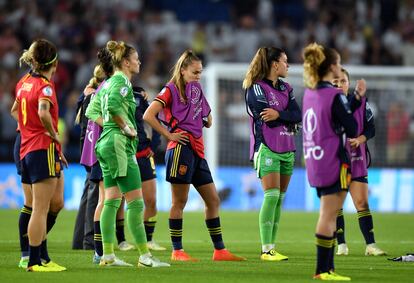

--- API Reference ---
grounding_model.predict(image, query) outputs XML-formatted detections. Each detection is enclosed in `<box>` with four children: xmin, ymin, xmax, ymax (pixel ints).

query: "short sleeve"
<box><xmin>38</xmin><ymin>84</ymin><xmax>56</xmax><ymax>106</ymax></box>
<box><xmin>154</xmin><ymin>87</ymin><xmax>172</xmax><ymax>108</ymax></box>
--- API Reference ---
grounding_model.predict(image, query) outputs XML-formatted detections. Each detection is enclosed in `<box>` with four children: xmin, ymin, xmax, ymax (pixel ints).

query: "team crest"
<box><xmin>265</xmin><ymin>158</ymin><xmax>273</xmax><ymax>166</ymax></box>
<box><xmin>42</xmin><ymin>86</ymin><xmax>53</xmax><ymax>96</ymax></box>
<box><xmin>120</xmin><ymin>86</ymin><xmax>128</xmax><ymax>97</ymax></box>
<box><xmin>55</xmin><ymin>161</ymin><xmax>61</xmax><ymax>173</ymax></box>
<box><xmin>178</xmin><ymin>165</ymin><xmax>188</xmax><ymax>175</ymax></box>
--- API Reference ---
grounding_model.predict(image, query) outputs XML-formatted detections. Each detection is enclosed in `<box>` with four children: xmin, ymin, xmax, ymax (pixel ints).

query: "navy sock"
<box><xmin>358</xmin><ymin>210</ymin><xmax>375</xmax><ymax>244</ymax></box>
<box><xmin>144</xmin><ymin>221</ymin><xmax>156</xmax><ymax>242</ymax></box>
<box><xmin>40</xmin><ymin>240</ymin><xmax>50</xmax><ymax>262</ymax></box>
<box><xmin>94</xmin><ymin>221</ymin><xmax>103</xmax><ymax>256</ymax></box>
<box><xmin>169</xmin><ymin>218</ymin><xmax>183</xmax><ymax>250</ymax></box>
<box><xmin>18</xmin><ymin>205</ymin><xmax>32</xmax><ymax>257</ymax></box>
<box><xmin>336</xmin><ymin>209</ymin><xmax>346</xmax><ymax>244</ymax></box>
<box><xmin>28</xmin><ymin>245</ymin><xmax>41</xmax><ymax>267</ymax></box>
<box><xmin>46</xmin><ymin>211</ymin><xmax>58</xmax><ymax>233</ymax></box>
<box><xmin>116</xmin><ymin>219</ymin><xmax>126</xmax><ymax>244</ymax></box>
<box><xmin>328</xmin><ymin>233</ymin><xmax>337</xmax><ymax>271</ymax></box>
<box><xmin>206</xmin><ymin>217</ymin><xmax>225</xmax><ymax>250</ymax></box>
<box><xmin>315</xmin><ymin>234</ymin><xmax>335</xmax><ymax>275</ymax></box>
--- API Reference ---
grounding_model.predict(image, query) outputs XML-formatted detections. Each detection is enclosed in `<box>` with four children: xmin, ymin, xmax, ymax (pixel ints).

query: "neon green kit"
<box><xmin>91</xmin><ymin>71</ymin><xmax>141</xmax><ymax>191</ymax></box>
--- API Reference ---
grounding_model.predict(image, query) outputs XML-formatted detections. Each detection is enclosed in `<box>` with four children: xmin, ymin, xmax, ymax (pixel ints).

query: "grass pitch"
<box><xmin>0</xmin><ymin>210</ymin><xmax>413</xmax><ymax>282</ymax></box>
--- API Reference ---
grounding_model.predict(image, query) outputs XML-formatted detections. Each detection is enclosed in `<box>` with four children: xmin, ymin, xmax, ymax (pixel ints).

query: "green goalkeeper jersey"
<box><xmin>96</xmin><ymin>71</ymin><xmax>137</xmax><ymax>157</ymax></box>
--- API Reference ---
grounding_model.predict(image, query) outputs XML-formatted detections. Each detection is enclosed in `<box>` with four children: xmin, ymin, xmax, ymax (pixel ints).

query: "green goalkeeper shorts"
<box><xmin>96</xmin><ymin>133</ymin><xmax>142</xmax><ymax>192</ymax></box>
<box><xmin>253</xmin><ymin>143</ymin><xmax>295</xmax><ymax>178</ymax></box>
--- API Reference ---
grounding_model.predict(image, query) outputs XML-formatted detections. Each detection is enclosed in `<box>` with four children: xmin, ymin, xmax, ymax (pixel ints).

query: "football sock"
<box><xmin>169</xmin><ymin>218</ymin><xmax>183</xmax><ymax>250</ymax></box>
<box><xmin>206</xmin><ymin>217</ymin><xmax>225</xmax><ymax>250</ymax></box>
<box><xmin>116</xmin><ymin>219</ymin><xmax>126</xmax><ymax>244</ymax></box>
<box><xmin>94</xmin><ymin>221</ymin><xmax>103</xmax><ymax>256</ymax></box>
<box><xmin>336</xmin><ymin>209</ymin><xmax>346</xmax><ymax>244</ymax></box>
<box><xmin>271</xmin><ymin>191</ymin><xmax>284</xmax><ymax>245</ymax></box>
<box><xmin>358</xmin><ymin>209</ymin><xmax>375</xmax><ymax>244</ymax></box>
<box><xmin>126</xmin><ymin>198</ymin><xmax>149</xmax><ymax>255</ymax></box>
<box><xmin>259</xmin><ymin>189</ymin><xmax>279</xmax><ymax>247</ymax></box>
<box><xmin>315</xmin><ymin>234</ymin><xmax>335</xmax><ymax>274</ymax></box>
<box><xmin>144</xmin><ymin>216</ymin><xmax>157</xmax><ymax>242</ymax></box>
<box><xmin>100</xmin><ymin>198</ymin><xmax>121</xmax><ymax>255</ymax></box>
<box><xmin>28</xmin><ymin>244</ymin><xmax>41</xmax><ymax>267</ymax></box>
<box><xmin>18</xmin><ymin>205</ymin><xmax>32</xmax><ymax>257</ymax></box>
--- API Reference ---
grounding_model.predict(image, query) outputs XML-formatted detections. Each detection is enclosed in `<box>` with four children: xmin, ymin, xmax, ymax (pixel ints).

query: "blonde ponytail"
<box><xmin>242</xmin><ymin>48</ymin><xmax>269</xmax><ymax>89</ymax></box>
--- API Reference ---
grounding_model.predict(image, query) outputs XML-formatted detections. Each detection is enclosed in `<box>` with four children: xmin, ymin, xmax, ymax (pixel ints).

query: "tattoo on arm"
<box><xmin>39</xmin><ymin>101</ymin><xmax>49</xmax><ymax>111</ymax></box>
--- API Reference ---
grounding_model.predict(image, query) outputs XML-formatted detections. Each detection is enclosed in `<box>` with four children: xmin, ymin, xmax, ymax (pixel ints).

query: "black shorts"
<box><xmin>137</xmin><ymin>156</ymin><xmax>156</xmax><ymax>182</ymax></box>
<box><xmin>316</xmin><ymin>165</ymin><xmax>349</xmax><ymax>198</ymax></box>
<box><xmin>89</xmin><ymin>162</ymin><xmax>103</xmax><ymax>183</ymax></box>
<box><xmin>351</xmin><ymin>176</ymin><xmax>368</xmax><ymax>184</ymax></box>
<box><xmin>165</xmin><ymin>143</ymin><xmax>213</xmax><ymax>187</ymax></box>
<box><xmin>21</xmin><ymin>144</ymin><xmax>62</xmax><ymax>184</ymax></box>
<box><xmin>13</xmin><ymin>132</ymin><xmax>21</xmax><ymax>176</ymax></box>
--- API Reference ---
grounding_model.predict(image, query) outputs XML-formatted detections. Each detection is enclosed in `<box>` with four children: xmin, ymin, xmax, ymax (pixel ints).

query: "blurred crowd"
<box><xmin>1</xmin><ymin>0</ymin><xmax>414</xmax><ymax>165</ymax></box>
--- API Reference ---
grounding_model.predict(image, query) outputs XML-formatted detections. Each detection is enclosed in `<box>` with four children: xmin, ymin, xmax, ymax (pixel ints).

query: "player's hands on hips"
<box><xmin>60</xmin><ymin>153</ymin><xmax>69</xmax><ymax>168</ymax></box>
<box><xmin>168</xmin><ymin>131</ymin><xmax>189</xmax><ymax>145</ymax></box>
<box><xmin>349</xmin><ymin>135</ymin><xmax>366</xmax><ymax>148</ymax></box>
<box><xmin>46</xmin><ymin>132</ymin><xmax>62</xmax><ymax>145</ymax></box>
<box><xmin>260</xmin><ymin>108</ymin><xmax>279</xmax><ymax>122</ymax></box>
<box><xmin>122</xmin><ymin>125</ymin><xmax>137</xmax><ymax>138</ymax></box>
<box><xmin>146</xmin><ymin>150</ymin><xmax>154</xmax><ymax>158</ymax></box>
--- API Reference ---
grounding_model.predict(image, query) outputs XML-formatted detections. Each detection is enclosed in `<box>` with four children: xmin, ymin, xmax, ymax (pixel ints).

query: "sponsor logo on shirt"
<box><xmin>21</xmin><ymin>82</ymin><xmax>33</xmax><ymax>92</ymax></box>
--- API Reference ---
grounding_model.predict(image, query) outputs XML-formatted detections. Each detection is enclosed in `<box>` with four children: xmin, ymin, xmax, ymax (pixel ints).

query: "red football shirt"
<box><xmin>16</xmin><ymin>72</ymin><xmax>60</xmax><ymax>159</ymax></box>
<box><xmin>155</xmin><ymin>86</ymin><xmax>205</xmax><ymax>158</ymax></box>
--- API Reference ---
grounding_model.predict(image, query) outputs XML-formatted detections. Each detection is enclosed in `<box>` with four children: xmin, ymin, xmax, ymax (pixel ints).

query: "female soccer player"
<box><xmin>82</xmin><ymin>47</ymin><xmax>114</xmax><ymax>263</ymax></box>
<box><xmin>144</xmin><ymin>49</ymin><xmax>245</xmax><ymax>262</ymax></box>
<box><xmin>302</xmin><ymin>42</ymin><xmax>365</xmax><ymax>281</ymax></box>
<box><xmin>243</xmin><ymin>47</ymin><xmax>301</xmax><ymax>261</ymax></box>
<box><xmin>9</xmin><ymin>119</ymin><xmax>65</xmax><ymax>270</ymax></box>
<box><xmin>93</xmin><ymin>40</ymin><xmax>169</xmax><ymax>267</ymax></box>
<box><xmin>15</xmin><ymin>38</ymin><xmax>67</xmax><ymax>272</ymax></box>
<box><xmin>133</xmin><ymin>86</ymin><xmax>165</xmax><ymax>251</ymax></box>
<box><xmin>333</xmin><ymin>68</ymin><xmax>386</xmax><ymax>256</ymax></box>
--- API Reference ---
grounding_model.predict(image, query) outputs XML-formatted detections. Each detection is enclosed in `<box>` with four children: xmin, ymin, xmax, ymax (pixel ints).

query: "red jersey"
<box><xmin>155</xmin><ymin>87</ymin><xmax>205</xmax><ymax>158</ymax></box>
<box><xmin>16</xmin><ymin>72</ymin><xmax>60</xmax><ymax>159</ymax></box>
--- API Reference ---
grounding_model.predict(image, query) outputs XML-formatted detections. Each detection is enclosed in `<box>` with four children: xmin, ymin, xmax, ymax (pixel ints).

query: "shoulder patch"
<box><xmin>339</xmin><ymin>93</ymin><xmax>348</xmax><ymax>104</ymax></box>
<box><xmin>120</xmin><ymin>86</ymin><xmax>129</xmax><ymax>97</ymax></box>
<box><xmin>42</xmin><ymin>86</ymin><xmax>53</xmax><ymax>97</ymax></box>
<box><xmin>159</xmin><ymin>87</ymin><xmax>167</xmax><ymax>95</ymax></box>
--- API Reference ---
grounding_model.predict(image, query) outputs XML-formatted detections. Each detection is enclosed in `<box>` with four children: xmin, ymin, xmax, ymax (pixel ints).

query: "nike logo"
<box><xmin>139</xmin><ymin>261</ymin><xmax>152</xmax><ymax>267</ymax></box>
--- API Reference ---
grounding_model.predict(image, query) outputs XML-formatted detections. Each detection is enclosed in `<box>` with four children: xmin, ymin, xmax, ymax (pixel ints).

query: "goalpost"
<box><xmin>203</xmin><ymin>63</ymin><xmax>414</xmax><ymax>176</ymax></box>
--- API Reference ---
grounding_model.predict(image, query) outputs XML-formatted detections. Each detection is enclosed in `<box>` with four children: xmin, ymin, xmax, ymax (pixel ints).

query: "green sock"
<box><xmin>272</xmin><ymin>191</ymin><xmax>285</xmax><ymax>245</ymax></box>
<box><xmin>127</xmin><ymin>198</ymin><xmax>149</xmax><ymax>255</ymax></box>
<box><xmin>259</xmin><ymin>188</ymin><xmax>280</xmax><ymax>246</ymax></box>
<box><xmin>100</xmin><ymin>198</ymin><xmax>122</xmax><ymax>255</ymax></box>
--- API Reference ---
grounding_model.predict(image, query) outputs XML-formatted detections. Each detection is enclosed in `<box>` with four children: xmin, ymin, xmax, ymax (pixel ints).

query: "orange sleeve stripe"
<box><xmin>39</xmin><ymin>97</ymin><xmax>54</xmax><ymax>106</ymax></box>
